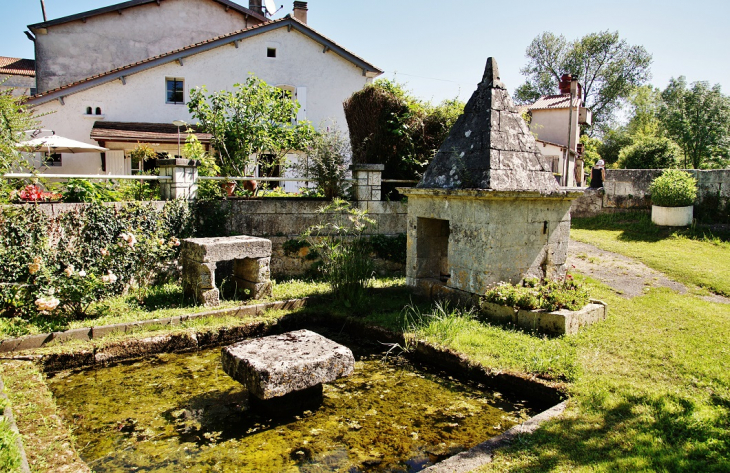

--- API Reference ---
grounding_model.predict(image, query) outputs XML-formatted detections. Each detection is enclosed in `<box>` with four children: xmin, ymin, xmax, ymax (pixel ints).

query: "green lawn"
<box><xmin>571</xmin><ymin>212</ymin><xmax>730</xmax><ymax>296</ymax></box>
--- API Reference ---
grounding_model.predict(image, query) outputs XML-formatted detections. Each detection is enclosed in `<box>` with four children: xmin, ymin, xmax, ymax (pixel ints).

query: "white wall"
<box><xmin>31</xmin><ymin>26</ymin><xmax>372</xmax><ymax>176</ymax></box>
<box><xmin>34</xmin><ymin>0</ymin><xmax>264</xmax><ymax>92</ymax></box>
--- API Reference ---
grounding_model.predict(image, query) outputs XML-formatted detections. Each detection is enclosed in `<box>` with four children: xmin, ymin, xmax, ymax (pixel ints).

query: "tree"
<box><xmin>0</xmin><ymin>87</ymin><xmax>38</xmax><ymax>173</ymax></box>
<box><xmin>659</xmin><ymin>77</ymin><xmax>730</xmax><ymax>169</ymax></box>
<box><xmin>515</xmin><ymin>31</ymin><xmax>652</xmax><ymax>132</ymax></box>
<box><xmin>343</xmin><ymin>79</ymin><xmax>464</xmax><ymax>198</ymax></box>
<box><xmin>187</xmin><ymin>75</ymin><xmax>316</xmax><ymax>177</ymax></box>
<box><xmin>616</xmin><ymin>136</ymin><xmax>680</xmax><ymax>169</ymax></box>
<box><xmin>295</xmin><ymin>125</ymin><xmax>350</xmax><ymax>200</ymax></box>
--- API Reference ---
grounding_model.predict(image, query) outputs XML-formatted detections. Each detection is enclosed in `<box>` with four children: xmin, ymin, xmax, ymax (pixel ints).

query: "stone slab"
<box><xmin>221</xmin><ymin>329</ymin><xmax>355</xmax><ymax>400</ymax></box>
<box><xmin>180</xmin><ymin>235</ymin><xmax>272</xmax><ymax>263</ymax></box>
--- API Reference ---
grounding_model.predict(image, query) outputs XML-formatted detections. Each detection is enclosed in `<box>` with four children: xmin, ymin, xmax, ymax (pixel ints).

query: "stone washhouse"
<box><xmin>400</xmin><ymin>57</ymin><xmax>582</xmax><ymax>300</ymax></box>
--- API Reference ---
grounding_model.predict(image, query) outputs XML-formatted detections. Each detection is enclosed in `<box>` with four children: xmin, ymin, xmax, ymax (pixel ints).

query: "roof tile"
<box><xmin>0</xmin><ymin>57</ymin><xmax>36</xmax><ymax>77</ymax></box>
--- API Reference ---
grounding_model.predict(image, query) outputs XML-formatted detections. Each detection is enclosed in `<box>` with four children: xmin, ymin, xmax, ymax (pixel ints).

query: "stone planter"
<box><xmin>651</xmin><ymin>205</ymin><xmax>693</xmax><ymax>226</ymax></box>
<box><xmin>480</xmin><ymin>300</ymin><xmax>607</xmax><ymax>335</ymax></box>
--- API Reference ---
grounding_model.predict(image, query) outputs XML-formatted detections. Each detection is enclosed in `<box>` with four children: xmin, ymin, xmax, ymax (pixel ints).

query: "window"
<box><xmin>95</xmin><ymin>107</ymin><xmax>102</xmax><ymax>115</ymax></box>
<box><xmin>166</xmin><ymin>78</ymin><xmax>184</xmax><ymax>104</ymax></box>
<box><xmin>86</xmin><ymin>106</ymin><xmax>92</xmax><ymax>115</ymax></box>
<box><xmin>267</xmin><ymin>47</ymin><xmax>276</xmax><ymax>58</ymax></box>
<box><xmin>44</xmin><ymin>153</ymin><xmax>62</xmax><ymax>167</ymax></box>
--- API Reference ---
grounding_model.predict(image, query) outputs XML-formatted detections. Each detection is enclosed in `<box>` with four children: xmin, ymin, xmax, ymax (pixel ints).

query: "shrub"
<box><xmin>483</xmin><ymin>277</ymin><xmax>590</xmax><ymax>312</ymax></box>
<box><xmin>649</xmin><ymin>169</ymin><xmax>697</xmax><ymax>207</ymax></box>
<box><xmin>295</xmin><ymin>126</ymin><xmax>349</xmax><ymax>200</ymax></box>
<box><xmin>303</xmin><ymin>199</ymin><xmax>375</xmax><ymax>308</ymax></box>
<box><xmin>616</xmin><ymin>135</ymin><xmax>681</xmax><ymax>169</ymax></box>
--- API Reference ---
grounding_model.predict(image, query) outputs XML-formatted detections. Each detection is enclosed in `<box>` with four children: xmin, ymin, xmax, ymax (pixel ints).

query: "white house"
<box><xmin>527</xmin><ymin>74</ymin><xmax>592</xmax><ymax>187</ymax></box>
<box><xmin>25</xmin><ymin>1</ymin><xmax>382</xmax><ymax>190</ymax></box>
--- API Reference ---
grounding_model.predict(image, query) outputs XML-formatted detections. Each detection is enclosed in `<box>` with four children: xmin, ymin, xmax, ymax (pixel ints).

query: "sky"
<box><xmin>2</xmin><ymin>0</ymin><xmax>729</xmax><ymax>110</ymax></box>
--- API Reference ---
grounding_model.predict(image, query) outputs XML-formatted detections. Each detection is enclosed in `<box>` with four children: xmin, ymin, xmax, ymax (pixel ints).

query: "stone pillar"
<box><xmin>350</xmin><ymin>164</ymin><xmax>384</xmax><ymax>202</ymax></box>
<box><xmin>158</xmin><ymin>158</ymin><xmax>198</xmax><ymax>201</ymax></box>
<box><xmin>233</xmin><ymin>257</ymin><xmax>273</xmax><ymax>299</ymax></box>
<box><xmin>182</xmin><ymin>260</ymin><xmax>220</xmax><ymax>306</ymax></box>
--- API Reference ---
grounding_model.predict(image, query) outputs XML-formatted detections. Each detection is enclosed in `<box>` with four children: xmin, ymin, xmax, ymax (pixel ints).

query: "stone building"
<box><xmin>401</xmin><ymin>58</ymin><xmax>582</xmax><ymax>299</ymax></box>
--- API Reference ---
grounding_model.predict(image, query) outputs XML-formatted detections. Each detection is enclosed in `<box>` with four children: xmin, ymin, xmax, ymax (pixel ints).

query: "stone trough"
<box><xmin>181</xmin><ymin>235</ymin><xmax>273</xmax><ymax>306</ymax></box>
<box><xmin>221</xmin><ymin>330</ymin><xmax>355</xmax><ymax>413</ymax></box>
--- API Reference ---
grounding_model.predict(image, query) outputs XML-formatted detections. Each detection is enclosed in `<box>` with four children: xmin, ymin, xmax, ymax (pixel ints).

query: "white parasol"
<box><xmin>16</xmin><ymin>135</ymin><xmax>108</xmax><ymax>153</ymax></box>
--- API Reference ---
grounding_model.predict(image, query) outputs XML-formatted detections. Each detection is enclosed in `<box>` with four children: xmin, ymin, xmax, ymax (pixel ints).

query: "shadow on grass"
<box><xmin>495</xmin><ymin>391</ymin><xmax>730</xmax><ymax>472</ymax></box>
<box><xmin>572</xmin><ymin>212</ymin><xmax>730</xmax><ymax>244</ymax></box>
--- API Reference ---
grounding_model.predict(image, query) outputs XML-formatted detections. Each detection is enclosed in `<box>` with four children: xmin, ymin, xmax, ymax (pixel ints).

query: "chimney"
<box><xmin>249</xmin><ymin>0</ymin><xmax>263</xmax><ymax>15</ymax></box>
<box><xmin>293</xmin><ymin>1</ymin><xmax>308</xmax><ymax>23</ymax></box>
<box><xmin>558</xmin><ymin>74</ymin><xmax>572</xmax><ymax>95</ymax></box>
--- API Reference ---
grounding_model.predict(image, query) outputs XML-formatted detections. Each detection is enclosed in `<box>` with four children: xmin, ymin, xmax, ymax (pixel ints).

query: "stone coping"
<box><xmin>398</xmin><ymin>187</ymin><xmax>584</xmax><ymax>200</ymax></box>
<box><xmin>0</xmin><ymin>298</ymin><xmax>308</xmax><ymax>354</ymax></box>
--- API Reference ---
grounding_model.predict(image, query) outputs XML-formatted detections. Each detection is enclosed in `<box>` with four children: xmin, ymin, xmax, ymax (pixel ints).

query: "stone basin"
<box><xmin>221</xmin><ymin>329</ymin><xmax>355</xmax><ymax>400</ymax></box>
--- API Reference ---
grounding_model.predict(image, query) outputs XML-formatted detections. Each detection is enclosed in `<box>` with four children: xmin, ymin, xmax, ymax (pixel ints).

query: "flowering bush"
<box><xmin>12</xmin><ymin>184</ymin><xmax>61</xmax><ymax>202</ymax></box>
<box><xmin>0</xmin><ymin>200</ymin><xmax>195</xmax><ymax>319</ymax></box>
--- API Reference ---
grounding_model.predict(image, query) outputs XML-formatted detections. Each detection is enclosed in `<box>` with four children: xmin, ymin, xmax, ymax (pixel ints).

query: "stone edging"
<box><xmin>0</xmin><ymin>298</ymin><xmax>308</xmax><ymax>354</ymax></box>
<box><xmin>423</xmin><ymin>401</ymin><xmax>568</xmax><ymax>472</ymax></box>
<box><xmin>0</xmin><ymin>374</ymin><xmax>31</xmax><ymax>473</ymax></box>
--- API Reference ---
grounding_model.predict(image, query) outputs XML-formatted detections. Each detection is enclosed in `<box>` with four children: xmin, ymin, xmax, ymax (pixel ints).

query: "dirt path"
<box><xmin>567</xmin><ymin>239</ymin><xmax>730</xmax><ymax>304</ymax></box>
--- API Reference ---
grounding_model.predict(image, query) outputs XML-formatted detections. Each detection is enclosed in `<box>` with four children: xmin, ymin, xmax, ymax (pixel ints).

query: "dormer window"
<box><xmin>267</xmin><ymin>48</ymin><xmax>277</xmax><ymax>58</ymax></box>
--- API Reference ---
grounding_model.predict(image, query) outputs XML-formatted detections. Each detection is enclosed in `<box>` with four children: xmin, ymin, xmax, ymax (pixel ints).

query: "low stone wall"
<box><xmin>571</xmin><ymin>169</ymin><xmax>730</xmax><ymax>220</ymax></box>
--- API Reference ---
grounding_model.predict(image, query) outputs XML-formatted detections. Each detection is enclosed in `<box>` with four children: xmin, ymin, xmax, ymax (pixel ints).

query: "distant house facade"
<box><xmin>0</xmin><ymin>57</ymin><xmax>36</xmax><ymax>96</ymax></box>
<box><xmin>24</xmin><ymin>1</ymin><xmax>382</xmax><ymax>188</ymax></box>
<box><xmin>527</xmin><ymin>74</ymin><xmax>592</xmax><ymax>187</ymax></box>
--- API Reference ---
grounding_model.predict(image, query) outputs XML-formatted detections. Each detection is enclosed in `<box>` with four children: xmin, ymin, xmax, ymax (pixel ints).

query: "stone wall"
<box><xmin>571</xmin><ymin>169</ymin><xmax>730</xmax><ymax>220</ymax></box>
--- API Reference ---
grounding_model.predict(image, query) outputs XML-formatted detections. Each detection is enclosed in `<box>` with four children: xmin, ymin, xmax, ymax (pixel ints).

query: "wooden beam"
<box><xmin>177</xmin><ymin>58</ymin><xmax>184</xmax><ymax>66</ymax></box>
<box><xmin>58</xmin><ymin>96</ymin><xmax>64</xmax><ymax>105</ymax></box>
<box><xmin>120</xmin><ymin>76</ymin><xmax>126</xmax><ymax>85</ymax></box>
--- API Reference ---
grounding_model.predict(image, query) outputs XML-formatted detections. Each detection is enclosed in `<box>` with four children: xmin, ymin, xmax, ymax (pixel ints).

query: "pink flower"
<box><xmin>35</xmin><ymin>296</ymin><xmax>60</xmax><ymax>312</ymax></box>
<box><xmin>101</xmin><ymin>248</ymin><xmax>109</xmax><ymax>257</ymax></box>
<box><xmin>64</xmin><ymin>265</ymin><xmax>75</xmax><ymax>277</ymax></box>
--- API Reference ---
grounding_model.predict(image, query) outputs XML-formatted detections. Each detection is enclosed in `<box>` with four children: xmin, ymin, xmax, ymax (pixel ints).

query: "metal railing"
<box><xmin>2</xmin><ymin>173</ymin><xmax>171</xmax><ymax>181</ymax></box>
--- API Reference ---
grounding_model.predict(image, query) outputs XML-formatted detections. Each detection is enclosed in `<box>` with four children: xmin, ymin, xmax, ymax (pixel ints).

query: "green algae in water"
<box><xmin>48</xmin><ymin>332</ymin><xmax>534</xmax><ymax>472</ymax></box>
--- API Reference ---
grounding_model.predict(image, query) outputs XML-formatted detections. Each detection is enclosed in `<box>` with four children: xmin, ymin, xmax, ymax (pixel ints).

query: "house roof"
<box><xmin>28</xmin><ymin>16</ymin><xmax>383</xmax><ymax>105</ymax></box>
<box><xmin>528</xmin><ymin>94</ymin><xmax>581</xmax><ymax>110</ymax></box>
<box><xmin>91</xmin><ymin>121</ymin><xmax>212</xmax><ymax>143</ymax></box>
<box><xmin>0</xmin><ymin>57</ymin><xmax>36</xmax><ymax>77</ymax></box>
<box><xmin>535</xmin><ymin>138</ymin><xmax>567</xmax><ymax>150</ymax></box>
<box><xmin>28</xmin><ymin>0</ymin><xmax>267</xmax><ymax>30</ymax></box>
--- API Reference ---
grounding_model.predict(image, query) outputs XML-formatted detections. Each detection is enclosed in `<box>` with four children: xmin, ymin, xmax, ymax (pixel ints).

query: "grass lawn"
<box><xmin>571</xmin><ymin>212</ymin><xmax>730</xmax><ymax>296</ymax></box>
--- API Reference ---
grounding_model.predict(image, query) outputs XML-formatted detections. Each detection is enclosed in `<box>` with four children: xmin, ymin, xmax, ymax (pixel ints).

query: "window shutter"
<box><xmin>295</xmin><ymin>87</ymin><xmax>307</xmax><ymax>122</ymax></box>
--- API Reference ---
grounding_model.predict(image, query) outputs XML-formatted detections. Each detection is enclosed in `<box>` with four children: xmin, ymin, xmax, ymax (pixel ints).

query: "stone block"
<box><xmin>180</xmin><ymin>236</ymin><xmax>271</xmax><ymax>263</ymax></box>
<box><xmin>233</xmin><ymin>257</ymin><xmax>271</xmax><ymax>283</ymax></box>
<box><xmin>91</xmin><ymin>322</ymin><xmax>129</xmax><ymax>339</ymax></box>
<box><xmin>183</xmin><ymin>261</ymin><xmax>217</xmax><ymax>290</ymax></box>
<box><xmin>221</xmin><ymin>330</ymin><xmax>355</xmax><ymax>399</ymax></box>
<box><xmin>233</xmin><ymin>277</ymin><xmax>272</xmax><ymax>299</ymax></box>
<box><xmin>198</xmin><ymin>288</ymin><xmax>220</xmax><ymax>306</ymax></box>
<box><xmin>0</xmin><ymin>333</ymin><xmax>53</xmax><ymax>353</ymax></box>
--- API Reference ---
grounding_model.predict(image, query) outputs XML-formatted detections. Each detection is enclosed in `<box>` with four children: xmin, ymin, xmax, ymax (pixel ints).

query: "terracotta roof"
<box><xmin>0</xmin><ymin>57</ymin><xmax>36</xmax><ymax>77</ymax></box>
<box><xmin>535</xmin><ymin>138</ymin><xmax>567</xmax><ymax>149</ymax></box>
<box><xmin>28</xmin><ymin>0</ymin><xmax>267</xmax><ymax>30</ymax></box>
<box><xmin>29</xmin><ymin>16</ymin><xmax>382</xmax><ymax>104</ymax></box>
<box><xmin>528</xmin><ymin>94</ymin><xmax>581</xmax><ymax>110</ymax></box>
<box><xmin>91</xmin><ymin>121</ymin><xmax>212</xmax><ymax>143</ymax></box>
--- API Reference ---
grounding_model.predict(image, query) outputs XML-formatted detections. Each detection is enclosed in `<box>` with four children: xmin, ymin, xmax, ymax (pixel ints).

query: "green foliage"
<box><xmin>0</xmin><ymin>201</ymin><xmax>207</xmax><ymax>320</ymax></box>
<box><xmin>368</xmin><ymin>233</ymin><xmax>407</xmax><ymax>264</ymax></box>
<box><xmin>483</xmin><ymin>277</ymin><xmax>590</xmax><ymax>312</ymax></box>
<box><xmin>303</xmin><ymin>199</ymin><xmax>376</xmax><ymax>308</ymax></box>
<box><xmin>515</xmin><ymin>30</ymin><xmax>652</xmax><ymax>132</ymax></box>
<box><xmin>616</xmin><ymin>135</ymin><xmax>681</xmax><ymax>169</ymax></box>
<box><xmin>659</xmin><ymin>76</ymin><xmax>730</xmax><ymax>169</ymax></box>
<box><xmin>61</xmin><ymin>178</ymin><xmax>116</xmax><ymax>203</ymax></box>
<box><xmin>295</xmin><ymin>125</ymin><xmax>349</xmax><ymax>200</ymax></box>
<box><xmin>183</xmin><ymin>132</ymin><xmax>224</xmax><ymax>200</ymax></box>
<box><xmin>344</xmin><ymin>80</ymin><xmax>464</xmax><ymax>198</ymax></box>
<box><xmin>0</xmin><ymin>417</ymin><xmax>21</xmax><ymax>473</ymax></box>
<box><xmin>598</xmin><ymin>127</ymin><xmax>634</xmax><ymax>166</ymax></box>
<box><xmin>187</xmin><ymin>75</ymin><xmax>316</xmax><ymax>177</ymax></box>
<box><xmin>649</xmin><ymin>169</ymin><xmax>697</xmax><ymax>207</ymax></box>
<box><xmin>0</xmin><ymin>85</ymin><xmax>38</xmax><ymax>174</ymax></box>
<box><xmin>579</xmin><ymin>135</ymin><xmax>602</xmax><ymax>169</ymax></box>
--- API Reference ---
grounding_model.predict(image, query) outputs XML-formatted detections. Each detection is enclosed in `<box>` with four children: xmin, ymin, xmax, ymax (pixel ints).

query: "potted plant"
<box><xmin>649</xmin><ymin>169</ymin><xmax>697</xmax><ymax>226</ymax></box>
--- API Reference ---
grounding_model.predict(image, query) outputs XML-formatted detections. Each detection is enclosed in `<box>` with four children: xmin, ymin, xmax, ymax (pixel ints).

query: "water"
<box><xmin>48</xmin><ymin>329</ymin><xmax>534</xmax><ymax>472</ymax></box>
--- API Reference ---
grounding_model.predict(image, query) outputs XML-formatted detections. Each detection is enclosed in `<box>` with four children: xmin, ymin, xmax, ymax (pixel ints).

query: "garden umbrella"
<box><xmin>16</xmin><ymin>134</ymin><xmax>108</xmax><ymax>153</ymax></box>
